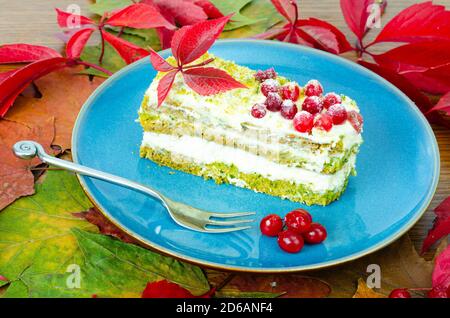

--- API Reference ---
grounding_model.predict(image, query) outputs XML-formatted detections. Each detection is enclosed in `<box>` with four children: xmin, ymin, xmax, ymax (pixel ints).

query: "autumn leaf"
<box><xmin>5</xmin><ymin>67</ymin><xmax>104</xmax><ymax>151</ymax></box>
<box><xmin>66</xmin><ymin>28</ymin><xmax>96</xmax><ymax>60</ymax></box>
<box><xmin>183</xmin><ymin>67</ymin><xmax>247</xmax><ymax>95</ymax></box>
<box><xmin>0</xmin><ymin>170</ymin><xmax>210</xmax><ymax>297</ymax></box>
<box><xmin>421</xmin><ymin>196</ymin><xmax>450</xmax><ymax>253</ymax></box>
<box><xmin>339</xmin><ymin>0</ymin><xmax>375</xmax><ymax>41</ymax></box>
<box><xmin>432</xmin><ymin>245</ymin><xmax>450</xmax><ymax>292</ymax></box>
<box><xmin>0</xmin><ymin>44</ymin><xmax>61</xmax><ymax>64</ymax></box>
<box><xmin>352</xmin><ymin>278</ymin><xmax>386</xmax><ymax>298</ymax></box>
<box><xmin>142</xmin><ymin>280</ymin><xmax>214</xmax><ymax>298</ymax></box>
<box><xmin>209</xmin><ymin>0</ymin><xmax>261</xmax><ymax>31</ymax></box>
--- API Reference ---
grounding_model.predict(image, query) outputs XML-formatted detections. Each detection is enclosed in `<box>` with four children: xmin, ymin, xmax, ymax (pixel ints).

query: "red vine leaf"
<box><xmin>422</xmin><ymin>196</ymin><xmax>450</xmax><ymax>253</ymax></box>
<box><xmin>141</xmin><ymin>280</ymin><xmax>214</xmax><ymax>298</ymax></box>
<box><xmin>358</xmin><ymin>60</ymin><xmax>432</xmax><ymax>113</ymax></box>
<box><xmin>149</xmin><ymin>48</ymin><xmax>175</xmax><ymax>72</ymax></box>
<box><xmin>374</xmin><ymin>2</ymin><xmax>450</xmax><ymax>44</ymax></box>
<box><xmin>157</xmin><ymin>70</ymin><xmax>178</xmax><ymax>106</ymax></box>
<box><xmin>55</xmin><ymin>8</ymin><xmax>94</xmax><ymax>28</ymax></box>
<box><xmin>271</xmin><ymin>0</ymin><xmax>297</xmax><ymax>23</ymax></box>
<box><xmin>66</xmin><ymin>28</ymin><xmax>96</xmax><ymax>59</ymax></box>
<box><xmin>0</xmin><ymin>44</ymin><xmax>62</xmax><ymax>64</ymax></box>
<box><xmin>402</xmin><ymin>67</ymin><xmax>450</xmax><ymax>96</ymax></box>
<box><xmin>144</xmin><ymin>0</ymin><xmax>209</xmax><ymax>26</ymax></box>
<box><xmin>101</xmin><ymin>30</ymin><xmax>150</xmax><ymax>64</ymax></box>
<box><xmin>432</xmin><ymin>245</ymin><xmax>450</xmax><ymax>291</ymax></box>
<box><xmin>340</xmin><ymin>0</ymin><xmax>374</xmax><ymax>41</ymax></box>
<box><xmin>188</xmin><ymin>0</ymin><xmax>223</xmax><ymax>19</ymax></box>
<box><xmin>155</xmin><ymin>27</ymin><xmax>175</xmax><ymax>50</ymax></box>
<box><xmin>171</xmin><ymin>15</ymin><xmax>231</xmax><ymax>65</ymax></box>
<box><xmin>105</xmin><ymin>3</ymin><xmax>176</xmax><ymax>30</ymax></box>
<box><xmin>183</xmin><ymin>67</ymin><xmax>247</xmax><ymax>95</ymax></box>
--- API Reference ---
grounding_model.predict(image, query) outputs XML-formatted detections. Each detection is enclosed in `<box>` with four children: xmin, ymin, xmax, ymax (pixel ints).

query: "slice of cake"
<box><xmin>139</xmin><ymin>53</ymin><xmax>363</xmax><ymax>206</ymax></box>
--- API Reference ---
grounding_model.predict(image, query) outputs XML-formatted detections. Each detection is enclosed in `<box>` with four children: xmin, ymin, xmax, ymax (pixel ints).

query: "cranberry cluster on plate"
<box><xmin>252</xmin><ymin>68</ymin><xmax>363</xmax><ymax>134</ymax></box>
<box><xmin>260</xmin><ymin>209</ymin><xmax>327</xmax><ymax>254</ymax></box>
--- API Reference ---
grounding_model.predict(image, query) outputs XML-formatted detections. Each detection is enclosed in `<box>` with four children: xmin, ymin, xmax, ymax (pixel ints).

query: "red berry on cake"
<box><xmin>251</xmin><ymin>103</ymin><xmax>267</xmax><ymax>119</ymax></box>
<box><xmin>261</xmin><ymin>79</ymin><xmax>280</xmax><ymax>97</ymax></box>
<box><xmin>322</xmin><ymin>93</ymin><xmax>342</xmax><ymax>109</ymax></box>
<box><xmin>347</xmin><ymin>110</ymin><xmax>364</xmax><ymax>133</ymax></box>
<box><xmin>277</xmin><ymin>230</ymin><xmax>304</xmax><ymax>253</ymax></box>
<box><xmin>302</xmin><ymin>96</ymin><xmax>323</xmax><ymax>114</ymax></box>
<box><xmin>284</xmin><ymin>209</ymin><xmax>312</xmax><ymax>233</ymax></box>
<box><xmin>293</xmin><ymin>111</ymin><xmax>314</xmax><ymax>133</ymax></box>
<box><xmin>314</xmin><ymin>113</ymin><xmax>333</xmax><ymax>131</ymax></box>
<box><xmin>302</xmin><ymin>223</ymin><xmax>327</xmax><ymax>244</ymax></box>
<box><xmin>304</xmin><ymin>80</ymin><xmax>323</xmax><ymax>97</ymax></box>
<box><xmin>254</xmin><ymin>68</ymin><xmax>277</xmax><ymax>82</ymax></box>
<box><xmin>280</xmin><ymin>100</ymin><xmax>298</xmax><ymax>119</ymax></box>
<box><xmin>260</xmin><ymin>214</ymin><xmax>284</xmax><ymax>237</ymax></box>
<box><xmin>327</xmin><ymin>104</ymin><xmax>347</xmax><ymax>125</ymax></box>
<box><xmin>265</xmin><ymin>92</ymin><xmax>283</xmax><ymax>112</ymax></box>
<box><xmin>280</xmin><ymin>83</ymin><xmax>300</xmax><ymax>101</ymax></box>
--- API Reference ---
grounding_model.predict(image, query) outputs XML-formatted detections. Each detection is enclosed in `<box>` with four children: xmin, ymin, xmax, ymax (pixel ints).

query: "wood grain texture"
<box><xmin>0</xmin><ymin>0</ymin><xmax>448</xmax><ymax>254</ymax></box>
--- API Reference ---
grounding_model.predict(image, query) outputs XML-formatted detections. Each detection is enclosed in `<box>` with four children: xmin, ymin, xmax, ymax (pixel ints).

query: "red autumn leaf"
<box><xmin>0</xmin><ymin>57</ymin><xmax>68</xmax><ymax>117</ymax></box>
<box><xmin>156</xmin><ymin>27</ymin><xmax>175</xmax><ymax>50</ymax></box>
<box><xmin>271</xmin><ymin>0</ymin><xmax>297</xmax><ymax>23</ymax></box>
<box><xmin>402</xmin><ymin>67</ymin><xmax>450</xmax><ymax>96</ymax></box>
<box><xmin>0</xmin><ymin>70</ymin><xmax>15</xmax><ymax>84</ymax></box>
<box><xmin>187</xmin><ymin>0</ymin><xmax>223</xmax><ymax>19</ymax></box>
<box><xmin>432</xmin><ymin>245</ymin><xmax>450</xmax><ymax>290</ymax></box>
<box><xmin>55</xmin><ymin>8</ymin><xmax>95</xmax><ymax>28</ymax></box>
<box><xmin>340</xmin><ymin>0</ymin><xmax>374</xmax><ymax>40</ymax></box>
<box><xmin>171</xmin><ymin>15</ymin><xmax>231</xmax><ymax>65</ymax></box>
<box><xmin>149</xmin><ymin>48</ymin><xmax>175</xmax><ymax>72</ymax></box>
<box><xmin>144</xmin><ymin>0</ymin><xmax>209</xmax><ymax>26</ymax></box>
<box><xmin>358</xmin><ymin>61</ymin><xmax>432</xmax><ymax>114</ymax></box>
<box><xmin>141</xmin><ymin>280</ymin><xmax>214</xmax><ymax>298</ymax></box>
<box><xmin>66</xmin><ymin>28</ymin><xmax>96</xmax><ymax>59</ymax></box>
<box><xmin>297</xmin><ymin>18</ymin><xmax>353</xmax><ymax>54</ymax></box>
<box><xmin>422</xmin><ymin>196</ymin><xmax>450</xmax><ymax>253</ymax></box>
<box><xmin>157</xmin><ymin>70</ymin><xmax>178</xmax><ymax>106</ymax></box>
<box><xmin>105</xmin><ymin>3</ymin><xmax>175</xmax><ymax>30</ymax></box>
<box><xmin>101</xmin><ymin>30</ymin><xmax>149</xmax><ymax>64</ymax></box>
<box><xmin>373</xmin><ymin>2</ymin><xmax>450</xmax><ymax>44</ymax></box>
<box><xmin>183</xmin><ymin>67</ymin><xmax>247</xmax><ymax>96</ymax></box>
<box><xmin>0</xmin><ymin>44</ymin><xmax>62</xmax><ymax>64</ymax></box>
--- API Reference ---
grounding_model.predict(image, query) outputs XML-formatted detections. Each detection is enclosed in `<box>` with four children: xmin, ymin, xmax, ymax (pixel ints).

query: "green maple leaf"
<box><xmin>210</xmin><ymin>0</ymin><xmax>264</xmax><ymax>31</ymax></box>
<box><xmin>0</xmin><ymin>170</ymin><xmax>209</xmax><ymax>297</ymax></box>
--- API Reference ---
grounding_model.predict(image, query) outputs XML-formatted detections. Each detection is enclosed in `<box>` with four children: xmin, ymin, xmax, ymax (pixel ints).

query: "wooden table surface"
<box><xmin>0</xmin><ymin>0</ymin><xmax>449</xmax><ymax>254</ymax></box>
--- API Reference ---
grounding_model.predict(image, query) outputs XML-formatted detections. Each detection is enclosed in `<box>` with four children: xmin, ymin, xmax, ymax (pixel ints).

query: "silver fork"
<box><xmin>13</xmin><ymin>141</ymin><xmax>255</xmax><ymax>233</ymax></box>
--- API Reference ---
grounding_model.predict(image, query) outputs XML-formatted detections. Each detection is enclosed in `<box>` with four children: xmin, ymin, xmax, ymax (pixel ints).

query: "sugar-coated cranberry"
<box><xmin>254</xmin><ymin>68</ymin><xmax>277</xmax><ymax>82</ymax></box>
<box><xmin>261</xmin><ymin>79</ymin><xmax>280</xmax><ymax>97</ymax></box>
<box><xmin>251</xmin><ymin>103</ymin><xmax>267</xmax><ymax>119</ymax></box>
<box><xmin>302</xmin><ymin>223</ymin><xmax>327</xmax><ymax>244</ymax></box>
<box><xmin>327</xmin><ymin>104</ymin><xmax>348</xmax><ymax>125</ymax></box>
<box><xmin>260</xmin><ymin>214</ymin><xmax>284</xmax><ymax>237</ymax></box>
<box><xmin>293</xmin><ymin>111</ymin><xmax>314</xmax><ymax>133</ymax></box>
<box><xmin>277</xmin><ymin>230</ymin><xmax>304</xmax><ymax>253</ymax></box>
<box><xmin>314</xmin><ymin>113</ymin><xmax>333</xmax><ymax>132</ymax></box>
<box><xmin>304</xmin><ymin>80</ymin><xmax>323</xmax><ymax>97</ymax></box>
<box><xmin>265</xmin><ymin>92</ymin><xmax>283</xmax><ymax>112</ymax></box>
<box><xmin>322</xmin><ymin>93</ymin><xmax>342</xmax><ymax>109</ymax></box>
<box><xmin>389</xmin><ymin>289</ymin><xmax>412</xmax><ymax>298</ymax></box>
<box><xmin>280</xmin><ymin>83</ymin><xmax>300</xmax><ymax>101</ymax></box>
<box><xmin>280</xmin><ymin>100</ymin><xmax>298</xmax><ymax>119</ymax></box>
<box><xmin>347</xmin><ymin>110</ymin><xmax>364</xmax><ymax>133</ymax></box>
<box><xmin>284</xmin><ymin>209</ymin><xmax>312</xmax><ymax>233</ymax></box>
<box><xmin>427</xmin><ymin>287</ymin><xmax>449</xmax><ymax>298</ymax></box>
<box><xmin>302</xmin><ymin>96</ymin><xmax>323</xmax><ymax>114</ymax></box>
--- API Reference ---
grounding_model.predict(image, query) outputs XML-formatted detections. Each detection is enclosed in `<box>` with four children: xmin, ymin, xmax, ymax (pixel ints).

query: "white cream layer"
<box><xmin>142</xmin><ymin>132</ymin><xmax>356</xmax><ymax>193</ymax></box>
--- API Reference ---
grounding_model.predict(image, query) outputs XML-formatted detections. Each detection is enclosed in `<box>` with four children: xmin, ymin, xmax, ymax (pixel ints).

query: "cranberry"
<box><xmin>265</xmin><ymin>92</ymin><xmax>283</xmax><ymax>112</ymax></box>
<box><xmin>293</xmin><ymin>111</ymin><xmax>314</xmax><ymax>133</ymax></box>
<box><xmin>284</xmin><ymin>209</ymin><xmax>312</xmax><ymax>233</ymax></box>
<box><xmin>347</xmin><ymin>110</ymin><xmax>364</xmax><ymax>133</ymax></box>
<box><xmin>304</xmin><ymin>80</ymin><xmax>323</xmax><ymax>97</ymax></box>
<box><xmin>427</xmin><ymin>287</ymin><xmax>449</xmax><ymax>298</ymax></box>
<box><xmin>314</xmin><ymin>113</ymin><xmax>333</xmax><ymax>132</ymax></box>
<box><xmin>327</xmin><ymin>104</ymin><xmax>348</xmax><ymax>125</ymax></box>
<box><xmin>280</xmin><ymin>100</ymin><xmax>298</xmax><ymax>119</ymax></box>
<box><xmin>302</xmin><ymin>96</ymin><xmax>323</xmax><ymax>114</ymax></box>
<box><xmin>254</xmin><ymin>68</ymin><xmax>277</xmax><ymax>82</ymax></box>
<box><xmin>280</xmin><ymin>83</ymin><xmax>300</xmax><ymax>101</ymax></box>
<box><xmin>261</xmin><ymin>79</ymin><xmax>280</xmax><ymax>97</ymax></box>
<box><xmin>389</xmin><ymin>289</ymin><xmax>411</xmax><ymax>298</ymax></box>
<box><xmin>277</xmin><ymin>230</ymin><xmax>304</xmax><ymax>253</ymax></box>
<box><xmin>260</xmin><ymin>214</ymin><xmax>284</xmax><ymax>237</ymax></box>
<box><xmin>322</xmin><ymin>93</ymin><xmax>342</xmax><ymax>109</ymax></box>
<box><xmin>302</xmin><ymin>223</ymin><xmax>327</xmax><ymax>244</ymax></box>
<box><xmin>251</xmin><ymin>103</ymin><xmax>267</xmax><ymax>119</ymax></box>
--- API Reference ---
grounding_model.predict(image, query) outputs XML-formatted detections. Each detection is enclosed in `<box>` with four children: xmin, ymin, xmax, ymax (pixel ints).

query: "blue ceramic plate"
<box><xmin>72</xmin><ymin>40</ymin><xmax>439</xmax><ymax>272</ymax></box>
